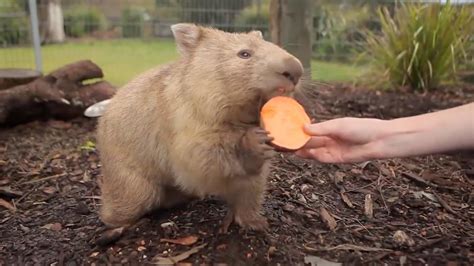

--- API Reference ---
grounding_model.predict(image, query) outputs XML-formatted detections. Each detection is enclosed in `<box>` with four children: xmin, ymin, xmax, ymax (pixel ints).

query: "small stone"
<box><xmin>311</xmin><ymin>194</ymin><xmax>319</xmax><ymax>201</ymax></box>
<box><xmin>300</xmin><ymin>184</ymin><xmax>311</xmax><ymax>193</ymax></box>
<box><xmin>160</xmin><ymin>221</ymin><xmax>176</xmax><ymax>229</ymax></box>
<box><xmin>268</xmin><ymin>246</ymin><xmax>277</xmax><ymax>256</ymax></box>
<box><xmin>75</xmin><ymin>202</ymin><xmax>90</xmax><ymax>215</ymax></box>
<box><xmin>282</xmin><ymin>203</ymin><xmax>295</xmax><ymax>212</ymax></box>
<box><xmin>137</xmin><ymin>246</ymin><xmax>146</xmax><ymax>252</ymax></box>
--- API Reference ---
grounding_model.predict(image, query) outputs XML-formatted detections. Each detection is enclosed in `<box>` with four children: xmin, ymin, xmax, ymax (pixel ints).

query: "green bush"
<box><xmin>121</xmin><ymin>7</ymin><xmax>145</xmax><ymax>38</ymax></box>
<box><xmin>313</xmin><ymin>3</ymin><xmax>376</xmax><ymax>62</ymax></box>
<box><xmin>360</xmin><ymin>1</ymin><xmax>473</xmax><ymax>92</ymax></box>
<box><xmin>0</xmin><ymin>0</ymin><xmax>29</xmax><ymax>46</ymax></box>
<box><xmin>64</xmin><ymin>6</ymin><xmax>106</xmax><ymax>38</ymax></box>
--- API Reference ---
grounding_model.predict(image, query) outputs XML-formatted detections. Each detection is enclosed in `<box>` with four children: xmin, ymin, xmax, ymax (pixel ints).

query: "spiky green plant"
<box><xmin>360</xmin><ymin>0</ymin><xmax>473</xmax><ymax>92</ymax></box>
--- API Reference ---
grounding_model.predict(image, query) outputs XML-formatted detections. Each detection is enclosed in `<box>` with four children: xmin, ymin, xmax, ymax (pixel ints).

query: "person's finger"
<box><xmin>294</xmin><ymin>149</ymin><xmax>316</xmax><ymax>159</ymax></box>
<box><xmin>295</xmin><ymin>148</ymin><xmax>338</xmax><ymax>163</ymax></box>
<box><xmin>301</xmin><ymin>136</ymin><xmax>332</xmax><ymax>149</ymax></box>
<box><xmin>311</xmin><ymin>145</ymin><xmax>371</xmax><ymax>164</ymax></box>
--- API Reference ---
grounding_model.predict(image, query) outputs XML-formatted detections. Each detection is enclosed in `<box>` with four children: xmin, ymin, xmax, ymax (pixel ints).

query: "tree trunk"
<box><xmin>39</xmin><ymin>0</ymin><xmax>65</xmax><ymax>43</ymax></box>
<box><xmin>270</xmin><ymin>0</ymin><xmax>313</xmax><ymax>75</ymax></box>
<box><xmin>0</xmin><ymin>60</ymin><xmax>116</xmax><ymax>127</ymax></box>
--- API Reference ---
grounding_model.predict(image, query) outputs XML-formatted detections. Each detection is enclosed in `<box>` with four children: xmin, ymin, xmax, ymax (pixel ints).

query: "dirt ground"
<box><xmin>1</xmin><ymin>83</ymin><xmax>473</xmax><ymax>265</ymax></box>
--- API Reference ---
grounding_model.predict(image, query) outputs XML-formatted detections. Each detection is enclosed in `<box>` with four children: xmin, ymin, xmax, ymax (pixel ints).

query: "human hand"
<box><xmin>295</xmin><ymin>117</ymin><xmax>387</xmax><ymax>163</ymax></box>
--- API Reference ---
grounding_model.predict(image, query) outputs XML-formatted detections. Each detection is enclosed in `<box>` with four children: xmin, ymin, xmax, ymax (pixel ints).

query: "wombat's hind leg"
<box><xmin>99</xmin><ymin>171</ymin><xmax>162</xmax><ymax>229</ymax></box>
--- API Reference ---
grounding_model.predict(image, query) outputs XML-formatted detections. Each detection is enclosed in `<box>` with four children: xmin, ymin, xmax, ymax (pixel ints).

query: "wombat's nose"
<box><xmin>281</xmin><ymin>57</ymin><xmax>303</xmax><ymax>85</ymax></box>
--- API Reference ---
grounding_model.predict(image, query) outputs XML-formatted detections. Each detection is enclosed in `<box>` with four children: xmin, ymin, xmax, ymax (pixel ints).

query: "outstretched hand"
<box><xmin>295</xmin><ymin>118</ymin><xmax>386</xmax><ymax>163</ymax></box>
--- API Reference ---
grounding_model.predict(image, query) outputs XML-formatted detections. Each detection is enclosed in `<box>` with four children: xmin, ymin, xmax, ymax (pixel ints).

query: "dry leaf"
<box><xmin>41</xmin><ymin>222</ymin><xmax>62</xmax><ymax>231</ymax></box>
<box><xmin>42</xmin><ymin>187</ymin><xmax>56</xmax><ymax>194</ymax></box>
<box><xmin>340</xmin><ymin>192</ymin><xmax>354</xmax><ymax>208</ymax></box>
<box><xmin>319</xmin><ymin>207</ymin><xmax>337</xmax><ymax>231</ymax></box>
<box><xmin>0</xmin><ymin>198</ymin><xmax>16</xmax><ymax>212</ymax></box>
<box><xmin>152</xmin><ymin>243</ymin><xmax>207</xmax><ymax>265</ymax></box>
<box><xmin>364</xmin><ymin>194</ymin><xmax>373</xmax><ymax>219</ymax></box>
<box><xmin>393</xmin><ymin>230</ymin><xmax>415</xmax><ymax>247</ymax></box>
<box><xmin>216</xmin><ymin>244</ymin><xmax>227</xmax><ymax>251</ymax></box>
<box><xmin>48</xmin><ymin>120</ymin><xmax>72</xmax><ymax>129</ymax></box>
<box><xmin>160</xmin><ymin>235</ymin><xmax>198</xmax><ymax>246</ymax></box>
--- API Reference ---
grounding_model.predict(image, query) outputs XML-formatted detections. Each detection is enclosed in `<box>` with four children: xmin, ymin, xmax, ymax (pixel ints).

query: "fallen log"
<box><xmin>0</xmin><ymin>60</ymin><xmax>116</xmax><ymax>126</ymax></box>
<box><xmin>0</xmin><ymin>69</ymin><xmax>43</xmax><ymax>91</ymax></box>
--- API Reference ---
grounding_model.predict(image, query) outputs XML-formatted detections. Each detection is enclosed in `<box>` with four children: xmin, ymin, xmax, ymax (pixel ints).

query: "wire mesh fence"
<box><xmin>0</xmin><ymin>0</ymin><xmax>472</xmax><ymax>83</ymax></box>
<box><xmin>0</xmin><ymin>0</ymin><xmax>35</xmax><ymax>69</ymax></box>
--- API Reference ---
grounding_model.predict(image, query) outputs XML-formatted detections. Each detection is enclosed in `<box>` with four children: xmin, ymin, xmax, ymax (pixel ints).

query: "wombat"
<box><xmin>96</xmin><ymin>23</ymin><xmax>304</xmax><ymax>233</ymax></box>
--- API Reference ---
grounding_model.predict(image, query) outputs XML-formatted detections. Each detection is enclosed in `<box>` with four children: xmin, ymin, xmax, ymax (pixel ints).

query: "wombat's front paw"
<box><xmin>235</xmin><ymin>212</ymin><xmax>269</xmax><ymax>231</ymax></box>
<box><xmin>219</xmin><ymin>210</ymin><xmax>268</xmax><ymax>234</ymax></box>
<box><xmin>241</xmin><ymin>127</ymin><xmax>275</xmax><ymax>160</ymax></box>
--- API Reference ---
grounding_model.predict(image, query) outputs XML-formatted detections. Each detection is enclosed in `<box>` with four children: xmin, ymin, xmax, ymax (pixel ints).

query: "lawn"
<box><xmin>0</xmin><ymin>39</ymin><xmax>365</xmax><ymax>87</ymax></box>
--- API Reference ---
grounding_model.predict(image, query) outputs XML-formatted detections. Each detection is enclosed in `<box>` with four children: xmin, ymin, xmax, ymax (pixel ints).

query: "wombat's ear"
<box><xmin>171</xmin><ymin>23</ymin><xmax>202</xmax><ymax>56</ymax></box>
<box><xmin>249</xmin><ymin>30</ymin><xmax>263</xmax><ymax>39</ymax></box>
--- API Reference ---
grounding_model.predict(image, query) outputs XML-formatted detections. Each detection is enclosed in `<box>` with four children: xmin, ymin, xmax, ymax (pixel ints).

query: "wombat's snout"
<box><xmin>280</xmin><ymin>57</ymin><xmax>303</xmax><ymax>86</ymax></box>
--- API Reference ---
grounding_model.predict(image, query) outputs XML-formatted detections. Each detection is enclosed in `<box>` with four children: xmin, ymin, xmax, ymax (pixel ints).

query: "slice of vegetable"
<box><xmin>260</xmin><ymin>96</ymin><xmax>311</xmax><ymax>151</ymax></box>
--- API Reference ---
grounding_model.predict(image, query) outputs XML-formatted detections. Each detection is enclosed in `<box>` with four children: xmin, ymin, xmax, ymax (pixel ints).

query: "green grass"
<box><xmin>311</xmin><ymin>60</ymin><xmax>366</xmax><ymax>82</ymax></box>
<box><xmin>0</xmin><ymin>39</ymin><xmax>364</xmax><ymax>87</ymax></box>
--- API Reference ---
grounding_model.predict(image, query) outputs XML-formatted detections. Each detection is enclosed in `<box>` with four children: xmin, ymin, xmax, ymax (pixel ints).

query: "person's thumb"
<box><xmin>303</xmin><ymin>119</ymin><xmax>341</xmax><ymax>137</ymax></box>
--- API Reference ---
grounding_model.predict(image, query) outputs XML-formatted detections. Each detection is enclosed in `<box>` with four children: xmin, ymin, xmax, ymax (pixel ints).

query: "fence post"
<box><xmin>28</xmin><ymin>0</ymin><xmax>43</xmax><ymax>73</ymax></box>
<box><xmin>270</xmin><ymin>0</ymin><xmax>313</xmax><ymax>77</ymax></box>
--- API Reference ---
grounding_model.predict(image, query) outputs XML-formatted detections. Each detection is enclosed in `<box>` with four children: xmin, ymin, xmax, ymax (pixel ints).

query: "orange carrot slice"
<box><xmin>260</xmin><ymin>96</ymin><xmax>311</xmax><ymax>151</ymax></box>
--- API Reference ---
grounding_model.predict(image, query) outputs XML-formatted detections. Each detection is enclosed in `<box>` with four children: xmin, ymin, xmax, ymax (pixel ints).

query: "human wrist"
<box><xmin>370</xmin><ymin>116</ymin><xmax>432</xmax><ymax>159</ymax></box>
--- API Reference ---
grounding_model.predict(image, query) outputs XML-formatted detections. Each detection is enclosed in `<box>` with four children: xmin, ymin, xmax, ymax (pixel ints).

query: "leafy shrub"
<box><xmin>0</xmin><ymin>0</ymin><xmax>29</xmax><ymax>46</ymax></box>
<box><xmin>121</xmin><ymin>7</ymin><xmax>145</xmax><ymax>38</ymax></box>
<box><xmin>64</xmin><ymin>6</ymin><xmax>106</xmax><ymax>38</ymax></box>
<box><xmin>313</xmin><ymin>3</ymin><xmax>376</xmax><ymax>62</ymax></box>
<box><xmin>360</xmin><ymin>1</ymin><xmax>473</xmax><ymax>92</ymax></box>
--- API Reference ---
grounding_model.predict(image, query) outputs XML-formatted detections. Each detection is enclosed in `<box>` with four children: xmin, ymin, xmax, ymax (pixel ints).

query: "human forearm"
<box><xmin>371</xmin><ymin>103</ymin><xmax>474</xmax><ymax>159</ymax></box>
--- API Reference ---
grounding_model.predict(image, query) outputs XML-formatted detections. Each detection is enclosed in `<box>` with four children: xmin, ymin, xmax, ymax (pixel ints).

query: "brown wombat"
<box><xmin>96</xmin><ymin>23</ymin><xmax>304</xmax><ymax>233</ymax></box>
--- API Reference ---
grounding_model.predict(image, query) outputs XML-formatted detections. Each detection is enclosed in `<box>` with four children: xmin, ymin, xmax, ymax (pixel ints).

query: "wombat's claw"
<box><xmin>235</xmin><ymin>213</ymin><xmax>269</xmax><ymax>232</ymax></box>
<box><xmin>95</xmin><ymin>226</ymin><xmax>125</xmax><ymax>246</ymax></box>
<box><xmin>255</xmin><ymin>128</ymin><xmax>274</xmax><ymax>144</ymax></box>
<box><xmin>218</xmin><ymin>210</ymin><xmax>235</xmax><ymax>234</ymax></box>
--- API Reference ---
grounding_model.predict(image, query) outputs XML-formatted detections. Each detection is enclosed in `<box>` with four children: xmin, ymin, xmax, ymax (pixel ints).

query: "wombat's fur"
<box><xmin>96</xmin><ymin>23</ymin><xmax>304</xmax><ymax>232</ymax></box>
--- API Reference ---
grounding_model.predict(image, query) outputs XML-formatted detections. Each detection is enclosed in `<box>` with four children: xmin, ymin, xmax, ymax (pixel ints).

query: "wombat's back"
<box><xmin>96</xmin><ymin>63</ymin><xmax>177</xmax><ymax>184</ymax></box>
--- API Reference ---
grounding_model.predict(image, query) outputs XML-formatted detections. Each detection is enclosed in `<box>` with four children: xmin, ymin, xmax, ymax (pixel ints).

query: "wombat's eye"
<box><xmin>238</xmin><ymin>49</ymin><xmax>252</xmax><ymax>59</ymax></box>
